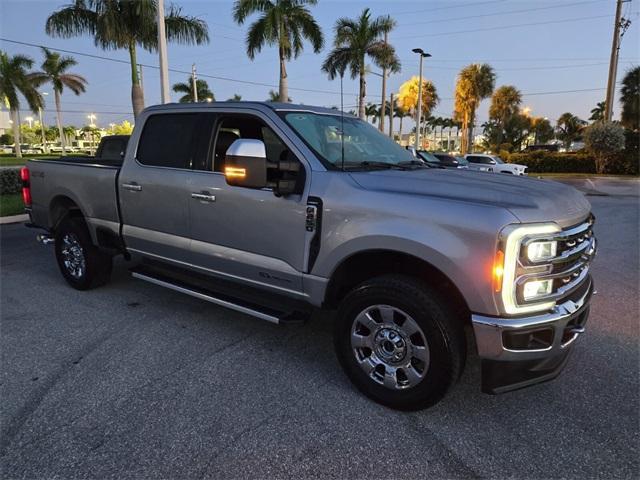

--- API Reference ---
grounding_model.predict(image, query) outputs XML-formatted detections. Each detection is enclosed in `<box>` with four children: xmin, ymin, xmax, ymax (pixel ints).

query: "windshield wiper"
<box><xmin>342</xmin><ymin>161</ymin><xmax>410</xmax><ymax>171</ymax></box>
<box><xmin>398</xmin><ymin>160</ymin><xmax>432</xmax><ymax>169</ymax></box>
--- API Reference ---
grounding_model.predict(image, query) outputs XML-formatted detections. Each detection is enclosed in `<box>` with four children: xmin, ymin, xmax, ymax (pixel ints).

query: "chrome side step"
<box><xmin>132</xmin><ymin>271</ymin><xmax>282</xmax><ymax>324</ymax></box>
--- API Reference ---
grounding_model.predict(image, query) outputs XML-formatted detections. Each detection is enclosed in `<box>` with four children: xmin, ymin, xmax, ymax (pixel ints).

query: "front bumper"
<box><xmin>472</xmin><ymin>278</ymin><xmax>593</xmax><ymax>394</ymax></box>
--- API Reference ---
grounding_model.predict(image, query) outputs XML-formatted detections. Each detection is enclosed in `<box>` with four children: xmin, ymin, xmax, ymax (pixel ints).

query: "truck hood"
<box><xmin>349</xmin><ymin>169</ymin><xmax>591</xmax><ymax>228</ymax></box>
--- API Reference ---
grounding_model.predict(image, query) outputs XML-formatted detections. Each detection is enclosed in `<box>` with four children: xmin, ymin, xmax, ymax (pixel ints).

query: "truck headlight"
<box><xmin>522</xmin><ymin>279</ymin><xmax>554</xmax><ymax>300</ymax></box>
<box><xmin>496</xmin><ymin>223</ymin><xmax>560</xmax><ymax>315</ymax></box>
<box><xmin>526</xmin><ymin>240</ymin><xmax>557</xmax><ymax>262</ymax></box>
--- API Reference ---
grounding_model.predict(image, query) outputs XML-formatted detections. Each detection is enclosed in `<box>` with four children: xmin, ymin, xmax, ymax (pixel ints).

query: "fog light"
<box><xmin>523</xmin><ymin>279</ymin><xmax>553</xmax><ymax>300</ymax></box>
<box><xmin>527</xmin><ymin>241</ymin><xmax>557</xmax><ymax>262</ymax></box>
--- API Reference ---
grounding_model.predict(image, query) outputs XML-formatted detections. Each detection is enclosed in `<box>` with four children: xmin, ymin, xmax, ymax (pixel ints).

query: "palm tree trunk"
<box><xmin>399</xmin><ymin>116</ymin><xmax>403</xmax><ymax>139</ymax></box>
<box><xmin>129</xmin><ymin>42</ymin><xmax>145</xmax><ymax>118</ymax></box>
<box><xmin>278</xmin><ymin>44</ymin><xmax>289</xmax><ymax>103</ymax></box>
<box><xmin>358</xmin><ymin>64</ymin><xmax>366</xmax><ymax>120</ymax></box>
<box><xmin>10</xmin><ymin>109</ymin><xmax>21</xmax><ymax>158</ymax></box>
<box><xmin>467</xmin><ymin>111</ymin><xmax>475</xmax><ymax>153</ymax></box>
<box><xmin>53</xmin><ymin>89</ymin><xmax>66</xmax><ymax>155</ymax></box>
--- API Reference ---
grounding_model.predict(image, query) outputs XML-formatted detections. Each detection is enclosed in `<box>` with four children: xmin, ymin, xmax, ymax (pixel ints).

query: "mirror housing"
<box><xmin>224</xmin><ymin>139</ymin><xmax>268</xmax><ymax>188</ymax></box>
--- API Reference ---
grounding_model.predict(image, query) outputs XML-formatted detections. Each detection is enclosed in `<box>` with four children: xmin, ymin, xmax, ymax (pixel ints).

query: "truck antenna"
<box><xmin>340</xmin><ymin>71</ymin><xmax>345</xmax><ymax>172</ymax></box>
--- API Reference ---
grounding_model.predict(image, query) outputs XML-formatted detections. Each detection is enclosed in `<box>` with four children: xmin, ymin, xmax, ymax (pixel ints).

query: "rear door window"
<box><xmin>467</xmin><ymin>155</ymin><xmax>493</xmax><ymax>165</ymax></box>
<box><xmin>137</xmin><ymin>114</ymin><xmax>199</xmax><ymax>169</ymax></box>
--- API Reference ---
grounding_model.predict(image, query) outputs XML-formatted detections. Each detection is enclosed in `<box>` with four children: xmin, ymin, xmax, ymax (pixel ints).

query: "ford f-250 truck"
<box><xmin>22</xmin><ymin>102</ymin><xmax>596</xmax><ymax>410</ymax></box>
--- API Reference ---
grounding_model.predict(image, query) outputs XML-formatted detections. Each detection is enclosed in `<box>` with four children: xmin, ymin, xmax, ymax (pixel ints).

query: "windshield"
<box><xmin>456</xmin><ymin>156</ymin><xmax>469</xmax><ymax>166</ymax></box>
<box><xmin>493</xmin><ymin>156</ymin><xmax>505</xmax><ymax>164</ymax></box>
<box><xmin>417</xmin><ymin>150</ymin><xmax>440</xmax><ymax>163</ymax></box>
<box><xmin>282</xmin><ymin>112</ymin><xmax>416</xmax><ymax>169</ymax></box>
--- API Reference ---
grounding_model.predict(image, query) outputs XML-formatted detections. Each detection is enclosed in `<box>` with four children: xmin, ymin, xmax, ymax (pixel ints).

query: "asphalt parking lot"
<box><xmin>1</xmin><ymin>179</ymin><xmax>638</xmax><ymax>479</ymax></box>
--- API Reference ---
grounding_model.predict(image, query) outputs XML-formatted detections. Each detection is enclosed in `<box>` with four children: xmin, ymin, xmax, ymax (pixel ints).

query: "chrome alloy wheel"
<box><xmin>350</xmin><ymin>305</ymin><xmax>430</xmax><ymax>390</ymax></box>
<box><xmin>61</xmin><ymin>233</ymin><xmax>86</xmax><ymax>279</ymax></box>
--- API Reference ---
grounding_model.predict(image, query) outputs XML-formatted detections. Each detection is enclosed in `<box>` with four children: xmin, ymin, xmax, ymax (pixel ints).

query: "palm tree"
<box><xmin>377</xmin><ymin>26</ymin><xmax>401</xmax><ymax>132</ymax></box>
<box><xmin>172</xmin><ymin>77</ymin><xmax>214</xmax><ymax>103</ymax></box>
<box><xmin>233</xmin><ymin>0</ymin><xmax>323</xmax><ymax>103</ymax></box>
<box><xmin>266</xmin><ymin>89</ymin><xmax>291</xmax><ymax>102</ymax></box>
<box><xmin>0</xmin><ymin>51</ymin><xmax>43</xmax><ymax>158</ymax></box>
<box><xmin>322</xmin><ymin>8</ymin><xmax>398</xmax><ymax>119</ymax></box>
<box><xmin>397</xmin><ymin>75</ymin><xmax>439</xmax><ymax>144</ymax></box>
<box><xmin>29</xmin><ymin>48</ymin><xmax>87</xmax><ymax>155</ymax></box>
<box><xmin>454</xmin><ymin>63</ymin><xmax>496</xmax><ymax>154</ymax></box>
<box><xmin>364</xmin><ymin>102</ymin><xmax>378</xmax><ymax>123</ymax></box>
<box><xmin>489</xmin><ymin>85</ymin><xmax>522</xmax><ymax>147</ymax></box>
<box><xmin>556</xmin><ymin>112</ymin><xmax>586</xmax><ymax>149</ymax></box>
<box><xmin>393</xmin><ymin>104</ymin><xmax>408</xmax><ymax>139</ymax></box>
<box><xmin>227</xmin><ymin>93</ymin><xmax>243</xmax><ymax>102</ymax></box>
<box><xmin>589</xmin><ymin>101</ymin><xmax>606</xmax><ymax>122</ymax></box>
<box><xmin>620</xmin><ymin>66</ymin><xmax>639</xmax><ymax>131</ymax></box>
<box><xmin>46</xmin><ymin>0</ymin><xmax>209</xmax><ymax>118</ymax></box>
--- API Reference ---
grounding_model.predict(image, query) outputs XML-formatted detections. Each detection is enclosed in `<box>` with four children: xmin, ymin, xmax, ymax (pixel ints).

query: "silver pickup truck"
<box><xmin>23</xmin><ymin>102</ymin><xmax>596</xmax><ymax>410</ymax></box>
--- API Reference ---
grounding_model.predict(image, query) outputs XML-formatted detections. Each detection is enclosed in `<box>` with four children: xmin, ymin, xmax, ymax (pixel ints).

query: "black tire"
<box><xmin>334</xmin><ymin>274</ymin><xmax>466</xmax><ymax>411</ymax></box>
<box><xmin>54</xmin><ymin>216</ymin><xmax>112</xmax><ymax>290</ymax></box>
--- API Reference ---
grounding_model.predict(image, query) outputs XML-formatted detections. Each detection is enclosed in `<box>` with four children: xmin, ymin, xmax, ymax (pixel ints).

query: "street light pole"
<box><xmin>604</xmin><ymin>0</ymin><xmax>631</xmax><ymax>121</ymax></box>
<box><xmin>157</xmin><ymin>0</ymin><xmax>171</xmax><ymax>104</ymax></box>
<box><xmin>412</xmin><ymin>48</ymin><xmax>431</xmax><ymax>151</ymax></box>
<box><xmin>191</xmin><ymin>63</ymin><xmax>198</xmax><ymax>103</ymax></box>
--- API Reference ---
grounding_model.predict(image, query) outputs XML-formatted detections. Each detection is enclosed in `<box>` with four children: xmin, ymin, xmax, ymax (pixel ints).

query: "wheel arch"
<box><xmin>323</xmin><ymin>249</ymin><xmax>471</xmax><ymax>324</ymax></box>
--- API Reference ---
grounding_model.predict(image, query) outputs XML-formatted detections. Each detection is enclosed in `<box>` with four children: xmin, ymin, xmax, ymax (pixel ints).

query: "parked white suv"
<box><xmin>465</xmin><ymin>154</ymin><xmax>527</xmax><ymax>175</ymax></box>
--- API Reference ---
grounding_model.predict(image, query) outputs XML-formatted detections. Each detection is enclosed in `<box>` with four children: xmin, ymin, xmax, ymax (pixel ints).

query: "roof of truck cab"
<box><xmin>143</xmin><ymin>101</ymin><xmax>350</xmax><ymax>116</ymax></box>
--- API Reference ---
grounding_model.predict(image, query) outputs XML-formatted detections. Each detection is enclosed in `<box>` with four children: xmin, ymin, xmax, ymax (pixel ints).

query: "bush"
<box><xmin>0</xmin><ymin>168</ymin><xmax>21</xmax><ymax>195</ymax></box>
<box><xmin>583</xmin><ymin>122</ymin><xmax>625</xmax><ymax>173</ymax></box>
<box><xmin>506</xmin><ymin>151</ymin><xmax>596</xmax><ymax>173</ymax></box>
<box><xmin>505</xmin><ymin>149</ymin><xmax>638</xmax><ymax>175</ymax></box>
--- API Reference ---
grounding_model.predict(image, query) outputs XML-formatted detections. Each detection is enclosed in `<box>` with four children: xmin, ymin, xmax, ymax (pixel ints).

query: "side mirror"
<box><xmin>224</xmin><ymin>139</ymin><xmax>268</xmax><ymax>188</ymax></box>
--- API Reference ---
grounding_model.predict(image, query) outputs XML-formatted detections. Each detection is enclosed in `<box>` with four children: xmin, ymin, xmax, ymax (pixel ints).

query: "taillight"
<box><xmin>20</xmin><ymin>167</ymin><xmax>31</xmax><ymax>207</ymax></box>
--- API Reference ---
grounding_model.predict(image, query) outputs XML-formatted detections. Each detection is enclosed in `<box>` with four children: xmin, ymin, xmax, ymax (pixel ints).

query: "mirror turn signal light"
<box><xmin>225</xmin><ymin>166</ymin><xmax>246</xmax><ymax>179</ymax></box>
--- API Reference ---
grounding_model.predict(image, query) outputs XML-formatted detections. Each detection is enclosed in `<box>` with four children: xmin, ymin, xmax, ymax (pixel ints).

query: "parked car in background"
<box><xmin>0</xmin><ymin>145</ymin><xmax>13</xmax><ymax>154</ymax></box>
<box><xmin>430</xmin><ymin>152</ymin><xmax>468</xmax><ymax>170</ymax></box>
<box><xmin>465</xmin><ymin>154</ymin><xmax>528</xmax><ymax>175</ymax></box>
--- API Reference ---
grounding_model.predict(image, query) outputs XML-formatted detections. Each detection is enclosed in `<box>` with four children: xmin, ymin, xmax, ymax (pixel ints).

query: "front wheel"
<box><xmin>54</xmin><ymin>216</ymin><xmax>112</xmax><ymax>290</ymax></box>
<box><xmin>334</xmin><ymin>275</ymin><xmax>466</xmax><ymax>411</ymax></box>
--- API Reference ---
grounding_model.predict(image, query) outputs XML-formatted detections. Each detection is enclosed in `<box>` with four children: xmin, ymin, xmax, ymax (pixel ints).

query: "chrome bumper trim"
<box><xmin>472</xmin><ymin>278</ymin><xmax>593</xmax><ymax>361</ymax></box>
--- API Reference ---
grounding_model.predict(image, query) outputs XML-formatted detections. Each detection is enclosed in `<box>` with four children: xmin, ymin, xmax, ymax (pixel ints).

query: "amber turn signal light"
<box><xmin>493</xmin><ymin>250</ymin><xmax>504</xmax><ymax>293</ymax></box>
<box><xmin>224</xmin><ymin>166</ymin><xmax>246</xmax><ymax>179</ymax></box>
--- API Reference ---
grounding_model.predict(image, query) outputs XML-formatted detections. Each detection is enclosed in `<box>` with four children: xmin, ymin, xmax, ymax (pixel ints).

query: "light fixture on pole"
<box><xmin>412</xmin><ymin>48</ymin><xmax>431</xmax><ymax>151</ymax></box>
<box><xmin>25</xmin><ymin>116</ymin><xmax>34</xmax><ymax>128</ymax></box>
<box><xmin>87</xmin><ymin>113</ymin><xmax>97</xmax><ymax>127</ymax></box>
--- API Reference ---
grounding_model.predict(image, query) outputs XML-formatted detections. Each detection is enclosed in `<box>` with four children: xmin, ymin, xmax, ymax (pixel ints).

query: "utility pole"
<box><xmin>157</xmin><ymin>0</ymin><xmax>170</xmax><ymax>104</ymax></box>
<box><xmin>605</xmin><ymin>0</ymin><xmax>631</xmax><ymax>121</ymax></box>
<box><xmin>191</xmin><ymin>63</ymin><xmax>198</xmax><ymax>103</ymax></box>
<box><xmin>379</xmin><ymin>32</ymin><xmax>388</xmax><ymax>133</ymax></box>
<box><xmin>389</xmin><ymin>92</ymin><xmax>394</xmax><ymax>138</ymax></box>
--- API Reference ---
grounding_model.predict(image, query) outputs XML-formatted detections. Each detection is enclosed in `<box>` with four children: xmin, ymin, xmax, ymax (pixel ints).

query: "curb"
<box><xmin>0</xmin><ymin>214</ymin><xmax>28</xmax><ymax>225</ymax></box>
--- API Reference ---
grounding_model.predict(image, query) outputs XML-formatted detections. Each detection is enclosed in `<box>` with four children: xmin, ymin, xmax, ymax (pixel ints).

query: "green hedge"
<box><xmin>0</xmin><ymin>168</ymin><xmax>21</xmax><ymax>195</ymax></box>
<box><xmin>506</xmin><ymin>151</ymin><xmax>639</xmax><ymax>175</ymax></box>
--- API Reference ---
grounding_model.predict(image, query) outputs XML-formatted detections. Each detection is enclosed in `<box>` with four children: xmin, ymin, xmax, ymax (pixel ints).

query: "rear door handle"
<box><xmin>122</xmin><ymin>183</ymin><xmax>142</xmax><ymax>191</ymax></box>
<box><xmin>191</xmin><ymin>192</ymin><xmax>216</xmax><ymax>202</ymax></box>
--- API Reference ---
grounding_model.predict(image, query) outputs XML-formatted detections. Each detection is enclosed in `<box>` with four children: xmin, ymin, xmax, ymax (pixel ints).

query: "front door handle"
<box><xmin>122</xmin><ymin>183</ymin><xmax>142</xmax><ymax>191</ymax></box>
<box><xmin>191</xmin><ymin>192</ymin><xmax>216</xmax><ymax>202</ymax></box>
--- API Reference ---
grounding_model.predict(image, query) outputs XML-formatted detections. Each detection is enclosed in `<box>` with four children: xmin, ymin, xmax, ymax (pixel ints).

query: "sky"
<box><xmin>1</xmin><ymin>0</ymin><xmax>639</xmax><ymax>130</ymax></box>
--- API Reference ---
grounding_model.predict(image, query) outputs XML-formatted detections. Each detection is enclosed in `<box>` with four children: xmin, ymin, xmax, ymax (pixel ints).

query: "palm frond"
<box><xmin>165</xmin><ymin>6</ymin><xmax>210</xmax><ymax>46</ymax></box>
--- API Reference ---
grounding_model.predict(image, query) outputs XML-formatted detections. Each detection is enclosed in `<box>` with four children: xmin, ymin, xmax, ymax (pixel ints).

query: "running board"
<box><xmin>131</xmin><ymin>270</ymin><xmax>306</xmax><ymax>325</ymax></box>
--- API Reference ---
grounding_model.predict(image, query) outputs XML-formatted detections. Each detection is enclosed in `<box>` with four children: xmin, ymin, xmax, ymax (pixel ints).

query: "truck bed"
<box><xmin>27</xmin><ymin>158</ymin><xmax>121</xmax><ymax>238</ymax></box>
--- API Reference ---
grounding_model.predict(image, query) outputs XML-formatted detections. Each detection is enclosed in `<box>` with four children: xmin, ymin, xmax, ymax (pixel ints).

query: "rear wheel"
<box><xmin>54</xmin><ymin>216</ymin><xmax>112</xmax><ymax>290</ymax></box>
<box><xmin>334</xmin><ymin>275</ymin><xmax>465</xmax><ymax>410</ymax></box>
